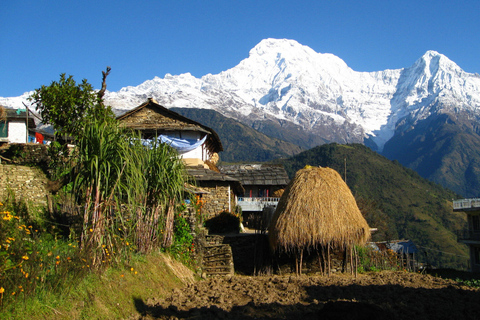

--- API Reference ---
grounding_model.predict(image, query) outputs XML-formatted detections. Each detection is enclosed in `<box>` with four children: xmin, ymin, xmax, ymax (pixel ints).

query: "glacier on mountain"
<box><xmin>2</xmin><ymin>39</ymin><xmax>480</xmax><ymax>151</ymax></box>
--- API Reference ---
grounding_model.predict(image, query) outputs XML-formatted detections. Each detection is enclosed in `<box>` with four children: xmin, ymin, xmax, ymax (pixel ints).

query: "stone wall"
<box><xmin>0</xmin><ymin>143</ymin><xmax>50</xmax><ymax>165</ymax></box>
<box><xmin>198</xmin><ymin>181</ymin><xmax>237</xmax><ymax>219</ymax></box>
<box><xmin>0</xmin><ymin>164</ymin><xmax>49</xmax><ymax>207</ymax></box>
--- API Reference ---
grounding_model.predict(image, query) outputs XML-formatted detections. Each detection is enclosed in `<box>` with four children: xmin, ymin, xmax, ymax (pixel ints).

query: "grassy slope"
<box><xmin>3</xmin><ymin>253</ymin><xmax>194</xmax><ymax>319</ymax></box>
<box><xmin>279</xmin><ymin>143</ymin><xmax>469</xmax><ymax>269</ymax></box>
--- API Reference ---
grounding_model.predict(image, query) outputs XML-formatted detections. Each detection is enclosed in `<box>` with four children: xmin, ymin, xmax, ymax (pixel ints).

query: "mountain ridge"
<box><xmin>2</xmin><ymin>38</ymin><xmax>480</xmax><ymax>196</ymax></box>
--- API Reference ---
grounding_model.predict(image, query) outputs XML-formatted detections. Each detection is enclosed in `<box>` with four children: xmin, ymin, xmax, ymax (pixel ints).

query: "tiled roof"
<box><xmin>186</xmin><ymin>167</ymin><xmax>244</xmax><ymax>194</ymax></box>
<box><xmin>219</xmin><ymin>164</ymin><xmax>290</xmax><ymax>186</ymax></box>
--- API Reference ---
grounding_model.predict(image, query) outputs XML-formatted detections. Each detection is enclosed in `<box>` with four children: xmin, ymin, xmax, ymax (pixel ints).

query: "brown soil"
<box><xmin>135</xmin><ymin>271</ymin><xmax>480</xmax><ymax>320</ymax></box>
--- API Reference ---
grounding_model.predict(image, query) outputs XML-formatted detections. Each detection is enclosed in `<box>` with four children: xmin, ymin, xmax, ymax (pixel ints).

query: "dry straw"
<box><xmin>268</xmin><ymin>166</ymin><xmax>370</xmax><ymax>253</ymax></box>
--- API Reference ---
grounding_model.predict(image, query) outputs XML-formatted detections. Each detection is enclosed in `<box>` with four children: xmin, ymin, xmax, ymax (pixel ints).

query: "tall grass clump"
<box><xmin>124</xmin><ymin>137</ymin><xmax>187</xmax><ymax>253</ymax></box>
<box><xmin>71</xmin><ymin>114</ymin><xmax>188</xmax><ymax>268</ymax></box>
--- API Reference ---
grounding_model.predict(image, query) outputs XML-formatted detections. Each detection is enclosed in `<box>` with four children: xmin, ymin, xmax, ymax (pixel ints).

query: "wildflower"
<box><xmin>120</xmin><ymin>274</ymin><xmax>124</xmax><ymax>277</ymax></box>
<box><xmin>0</xmin><ymin>287</ymin><xmax>4</xmax><ymax>293</ymax></box>
<box><xmin>131</xmin><ymin>267</ymin><xmax>134</xmax><ymax>272</ymax></box>
<box><xmin>126</xmin><ymin>242</ymin><xmax>129</xmax><ymax>246</ymax></box>
<box><xmin>89</xmin><ymin>228</ymin><xmax>93</xmax><ymax>232</ymax></box>
<box><xmin>56</xmin><ymin>261</ymin><xmax>60</xmax><ymax>265</ymax></box>
<box><xmin>56</xmin><ymin>256</ymin><xmax>60</xmax><ymax>260</ymax></box>
<box><xmin>135</xmin><ymin>271</ymin><xmax>137</xmax><ymax>275</ymax></box>
<box><xmin>22</xmin><ymin>255</ymin><xmax>29</xmax><ymax>260</ymax></box>
<box><xmin>25</xmin><ymin>273</ymin><xmax>29</xmax><ymax>278</ymax></box>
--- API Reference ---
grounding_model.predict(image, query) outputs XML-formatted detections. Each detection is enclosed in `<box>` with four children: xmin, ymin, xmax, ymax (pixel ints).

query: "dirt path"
<box><xmin>135</xmin><ymin>271</ymin><xmax>480</xmax><ymax>319</ymax></box>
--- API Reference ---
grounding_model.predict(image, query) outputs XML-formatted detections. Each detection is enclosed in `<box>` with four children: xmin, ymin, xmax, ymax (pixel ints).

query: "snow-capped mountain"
<box><xmin>2</xmin><ymin>38</ymin><xmax>480</xmax><ymax>152</ymax></box>
<box><xmin>101</xmin><ymin>38</ymin><xmax>480</xmax><ymax>151</ymax></box>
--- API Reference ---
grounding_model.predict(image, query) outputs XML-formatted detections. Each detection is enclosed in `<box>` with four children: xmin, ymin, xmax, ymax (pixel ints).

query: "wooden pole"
<box><xmin>327</xmin><ymin>243</ymin><xmax>331</xmax><ymax>276</ymax></box>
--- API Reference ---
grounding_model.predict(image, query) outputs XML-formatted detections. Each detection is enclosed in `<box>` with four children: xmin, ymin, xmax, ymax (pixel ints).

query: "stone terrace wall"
<box><xmin>199</xmin><ymin>181</ymin><xmax>237</xmax><ymax>219</ymax></box>
<box><xmin>0</xmin><ymin>143</ymin><xmax>50</xmax><ymax>165</ymax></box>
<box><xmin>0</xmin><ymin>164</ymin><xmax>49</xmax><ymax>207</ymax></box>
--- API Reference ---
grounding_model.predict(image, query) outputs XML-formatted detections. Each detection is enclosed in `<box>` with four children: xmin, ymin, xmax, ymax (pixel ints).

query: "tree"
<box><xmin>28</xmin><ymin>68</ymin><xmax>113</xmax><ymax>140</ymax></box>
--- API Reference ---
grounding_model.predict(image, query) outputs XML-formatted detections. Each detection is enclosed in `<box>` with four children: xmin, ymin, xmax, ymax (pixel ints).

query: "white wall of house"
<box><xmin>162</xmin><ymin>130</ymin><xmax>210</xmax><ymax>166</ymax></box>
<box><xmin>179</xmin><ymin>131</ymin><xmax>205</xmax><ymax>160</ymax></box>
<box><xmin>8</xmin><ymin>120</ymin><xmax>27</xmax><ymax>143</ymax></box>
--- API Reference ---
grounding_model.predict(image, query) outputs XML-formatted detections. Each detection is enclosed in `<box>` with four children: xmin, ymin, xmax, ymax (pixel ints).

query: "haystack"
<box><xmin>268</xmin><ymin>166</ymin><xmax>370</xmax><ymax>274</ymax></box>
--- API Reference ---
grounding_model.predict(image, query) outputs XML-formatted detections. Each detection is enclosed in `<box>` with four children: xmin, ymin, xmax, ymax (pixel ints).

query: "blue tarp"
<box><xmin>158</xmin><ymin>135</ymin><xmax>207</xmax><ymax>154</ymax></box>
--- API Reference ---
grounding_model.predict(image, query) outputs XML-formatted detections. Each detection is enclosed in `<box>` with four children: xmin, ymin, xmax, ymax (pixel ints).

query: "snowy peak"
<box><xmin>1</xmin><ymin>38</ymin><xmax>480</xmax><ymax>152</ymax></box>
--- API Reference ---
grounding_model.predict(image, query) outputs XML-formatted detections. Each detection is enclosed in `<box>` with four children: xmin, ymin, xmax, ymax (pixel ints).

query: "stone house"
<box><xmin>117</xmin><ymin>98</ymin><xmax>222</xmax><ymax>168</ymax></box>
<box><xmin>219</xmin><ymin>164</ymin><xmax>289</xmax><ymax>227</ymax></box>
<box><xmin>453</xmin><ymin>198</ymin><xmax>480</xmax><ymax>272</ymax></box>
<box><xmin>117</xmin><ymin>98</ymin><xmax>243</xmax><ymax>218</ymax></box>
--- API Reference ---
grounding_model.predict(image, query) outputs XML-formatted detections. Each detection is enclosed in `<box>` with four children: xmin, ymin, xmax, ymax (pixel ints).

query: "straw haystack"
<box><xmin>268</xmin><ymin>166</ymin><xmax>370</xmax><ymax>274</ymax></box>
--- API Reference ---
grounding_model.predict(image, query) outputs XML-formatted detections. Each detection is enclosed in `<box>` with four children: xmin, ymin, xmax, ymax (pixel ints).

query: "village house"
<box><xmin>219</xmin><ymin>164</ymin><xmax>289</xmax><ymax>227</ymax></box>
<box><xmin>0</xmin><ymin>107</ymin><xmax>36</xmax><ymax>144</ymax></box>
<box><xmin>453</xmin><ymin>198</ymin><xmax>480</xmax><ymax>272</ymax></box>
<box><xmin>117</xmin><ymin>98</ymin><xmax>243</xmax><ymax>219</ymax></box>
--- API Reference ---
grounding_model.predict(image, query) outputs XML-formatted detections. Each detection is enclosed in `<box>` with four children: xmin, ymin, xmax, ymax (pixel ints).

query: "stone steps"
<box><xmin>202</xmin><ymin>235</ymin><xmax>234</xmax><ymax>277</ymax></box>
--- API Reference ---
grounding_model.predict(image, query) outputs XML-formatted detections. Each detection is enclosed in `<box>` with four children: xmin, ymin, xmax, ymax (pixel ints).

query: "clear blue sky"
<box><xmin>1</xmin><ymin>0</ymin><xmax>479</xmax><ymax>97</ymax></box>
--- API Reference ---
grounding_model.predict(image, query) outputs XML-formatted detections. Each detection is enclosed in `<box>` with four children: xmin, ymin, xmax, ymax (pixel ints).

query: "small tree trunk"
<box><xmin>162</xmin><ymin>199</ymin><xmax>175</xmax><ymax>248</ymax></box>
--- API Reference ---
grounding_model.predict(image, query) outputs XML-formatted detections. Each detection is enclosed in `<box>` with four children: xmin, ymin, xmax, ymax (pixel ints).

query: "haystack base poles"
<box><xmin>327</xmin><ymin>243</ymin><xmax>331</xmax><ymax>276</ymax></box>
<box><xmin>350</xmin><ymin>246</ymin><xmax>354</xmax><ymax>275</ymax></box>
<box><xmin>295</xmin><ymin>248</ymin><xmax>304</xmax><ymax>275</ymax></box>
<box><xmin>342</xmin><ymin>245</ymin><xmax>347</xmax><ymax>273</ymax></box>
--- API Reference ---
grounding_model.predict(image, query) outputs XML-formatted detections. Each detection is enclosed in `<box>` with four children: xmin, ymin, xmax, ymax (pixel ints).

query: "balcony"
<box><xmin>453</xmin><ymin>198</ymin><xmax>480</xmax><ymax>211</ymax></box>
<box><xmin>237</xmin><ymin>197</ymin><xmax>280</xmax><ymax>212</ymax></box>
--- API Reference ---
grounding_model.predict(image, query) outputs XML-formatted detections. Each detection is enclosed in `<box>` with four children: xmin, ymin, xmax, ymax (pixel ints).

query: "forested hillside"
<box><xmin>278</xmin><ymin>143</ymin><xmax>469</xmax><ymax>269</ymax></box>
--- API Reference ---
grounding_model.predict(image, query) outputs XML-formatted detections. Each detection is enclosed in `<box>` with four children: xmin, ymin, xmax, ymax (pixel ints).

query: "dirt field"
<box><xmin>134</xmin><ymin>271</ymin><xmax>480</xmax><ymax>320</ymax></box>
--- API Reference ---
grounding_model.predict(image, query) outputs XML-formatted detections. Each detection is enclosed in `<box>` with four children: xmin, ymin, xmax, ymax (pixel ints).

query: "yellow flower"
<box><xmin>0</xmin><ymin>287</ymin><xmax>4</xmax><ymax>293</ymax></box>
<box><xmin>22</xmin><ymin>255</ymin><xmax>29</xmax><ymax>260</ymax></box>
<box><xmin>56</xmin><ymin>256</ymin><xmax>60</xmax><ymax>260</ymax></box>
<box><xmin>131</xmin><ymin>267</ymin><xmax>134</xmax><ymax>272</ymax></box>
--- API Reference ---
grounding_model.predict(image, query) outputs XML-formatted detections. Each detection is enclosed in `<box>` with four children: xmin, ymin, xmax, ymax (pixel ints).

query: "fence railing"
<box><xmin>453</xmin><ymin>198</ymin><xmax>480</xmax><ymax>210</ymax></box>
<box><xmin>237</xmin><ymin>197</ymin><xmax>280</xmax><ymax>211</ymax></box>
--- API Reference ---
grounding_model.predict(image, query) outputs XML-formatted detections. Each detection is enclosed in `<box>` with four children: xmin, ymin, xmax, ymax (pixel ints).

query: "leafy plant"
<box><xmin>28</xmin><ymin>74</ymin><xmax>98</xmax><ymax>140</ymax></box>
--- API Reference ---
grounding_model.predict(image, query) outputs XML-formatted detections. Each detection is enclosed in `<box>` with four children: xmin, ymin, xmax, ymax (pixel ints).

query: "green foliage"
<box><xmin>0</xmin><ymin>199</ymin><xmax>86</xmax><ymax>308</ymax></box>
<box><xmin>279</xmin><ymin>143</ymin><xmax>469</xmax><ymax>269</ymax></box>
<box><xmin>168</xmin><ymin>209</ymin><xmax>194</xmax><ymax>265</ymax></box>
<box><xmin>456</xmin><ymin>278</ymin><xmax>480</xmax><ymax>288</ymax></box>
<box><xmin>356</xmin><ymin>245</ymin><xmax>402</xmax><ymax>273</ymax></box>
<box><xmin>28</xmin><ymin>74</ymin><xmax>98</xmax><ymax>139</ymax></box>
<box><xmin>204</xmin><ymin>211</ymin><xmax>241</xmax><ymax>234</ymax></box>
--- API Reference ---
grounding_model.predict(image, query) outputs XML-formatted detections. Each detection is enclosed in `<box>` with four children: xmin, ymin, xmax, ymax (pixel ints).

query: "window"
<box><xmin>474</xmin><ymin>246</ymin><xmax>480</xmax><ymax>265</ymax></box>
<box><xmin>0</xmin><ymin>121</ymin><xmax>7</xmax><ymax>138</ymax></box>
<box><xmin>472</xmin><ymin>215</ymin><xmax>480</xmax><ymax>232</ymax></box>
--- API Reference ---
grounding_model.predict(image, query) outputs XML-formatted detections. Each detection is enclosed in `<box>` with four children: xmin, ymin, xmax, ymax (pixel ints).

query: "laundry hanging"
<box><xmin>158</xmin><ymin>134</ymin><xmax>207</xmax><ymax>154</ymax></box>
